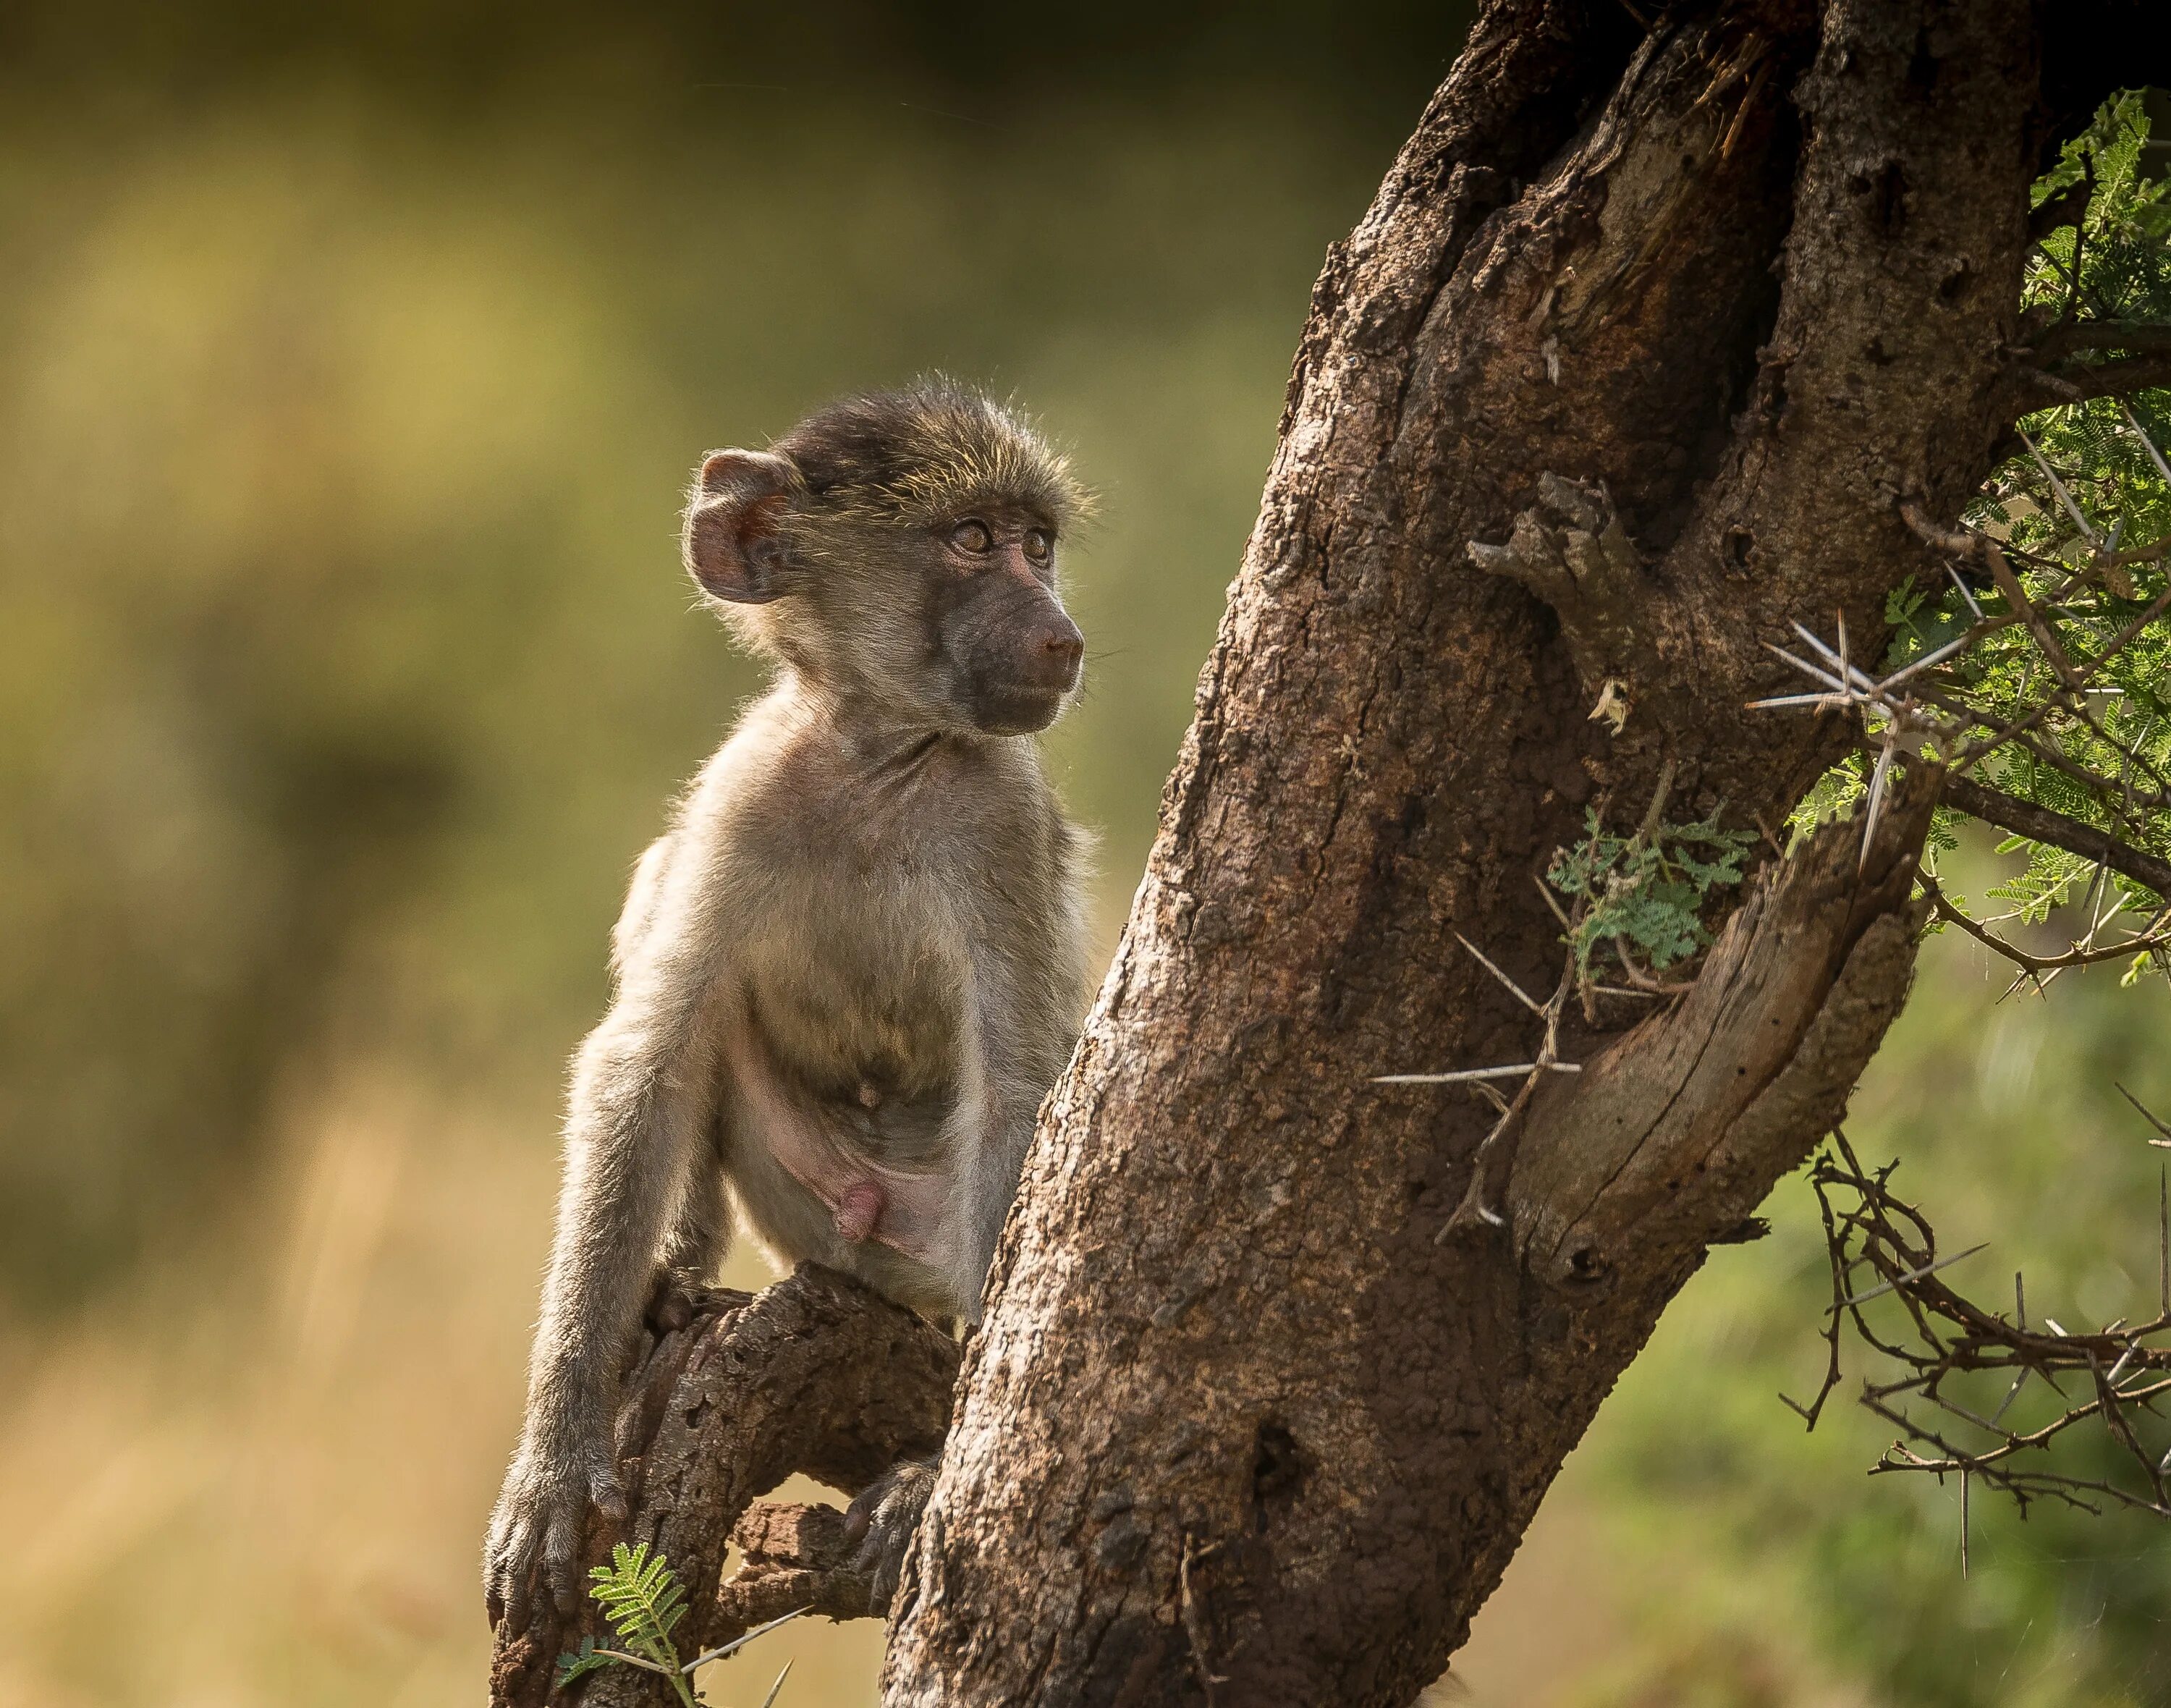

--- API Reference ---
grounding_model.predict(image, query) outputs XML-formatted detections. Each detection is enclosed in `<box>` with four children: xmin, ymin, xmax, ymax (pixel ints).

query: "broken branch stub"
<box><xmin>1510</xmin><ymin>764</ymin><xmax>1939</xmax><ymax>1319</ymax></box>
<box><xmin>1468</xmin><ymin>473</ymin><xmax>1657</xmax><ymax>704</ymax></box>
<box><xmin>719</xmin><ymin>1502</ymin><xmax>878</xmax><ymax>1630</ymax></box>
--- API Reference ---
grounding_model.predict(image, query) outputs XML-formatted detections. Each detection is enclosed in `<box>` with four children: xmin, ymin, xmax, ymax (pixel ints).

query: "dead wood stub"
<box><xmin>487</xmin><ymin>1265</ymin><xmax>957</xmax><ymax>1708</ymax></box>
<box><xmin>1512</xmin><ymin>765</ymin><xmax>1938</xmax><ymax>1324</ymax></box>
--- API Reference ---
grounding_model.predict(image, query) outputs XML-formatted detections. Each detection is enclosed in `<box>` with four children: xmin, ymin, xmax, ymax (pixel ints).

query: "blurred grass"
<box><xmin>3</xmin><ymin>20</ymin><xmax>2169</xmax><ymax>1708</ymax></box>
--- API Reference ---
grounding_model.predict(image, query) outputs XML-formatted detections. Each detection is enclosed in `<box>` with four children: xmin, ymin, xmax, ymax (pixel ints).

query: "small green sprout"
<box><xmin>552</xmin><ymin>1541</ymin><xmax>803</xmax><ymax>1704</ymax></box>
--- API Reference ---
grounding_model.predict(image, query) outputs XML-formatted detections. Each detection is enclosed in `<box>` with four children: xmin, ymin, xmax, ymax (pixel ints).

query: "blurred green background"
<box><xmin>1</xmin><ymin>7</ymin><xmax>2165</xmax><ymax>1705</ymax></box>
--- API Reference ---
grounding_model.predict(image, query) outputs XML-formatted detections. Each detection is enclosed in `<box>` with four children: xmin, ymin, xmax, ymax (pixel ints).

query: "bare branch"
<box><xmin>1379</xmin><ymin>941</ymin><xmax>1583</xmax><ymax>1240</ymax></box>
<box><xmin>1454</xmin><ymin>931</ymin><xmax>1548</xmax><ymax>1016</ymax></box>
<box><xmin>712</xmin><ymin>1505</ymin><xmax>877</xmax><ymax>1638</ymax></box>
<box><xmin>1983</xmin><ymin>536</ymin><xmax>2084</xmax><ymax>688</ymax></box>
<box><xmin>488</xmin><ymin>1269</ymin><xmax>958</xmax><ymax>1708</ymax></box>
<box><xmin>2028</xmin><ymin>319</ymin><xmax>2171</xmax><ymax>360</ymax></box>
<box><xmin>2011</xmin><ymin>354</ymin><xmax>2171</xmax><ymax>415</ymax></box>
<box><xmin>1897</xmin><ymin>499</ymin><xmax>1979</xmax><ymax>559</ymax></box>
<box><xmin>1806</xmin><ymin>1141</ymin><xmax>2171</xmax><ymax>1523</ymax></box>
<box><xmin>1373</xmin><ymin>1062</ymin><xmax>1580</xmax><ymax>1085</ymax></box>
<box><xmin>2117</xmin><ymin>1083</ymin><xmax>2171</xmax><ymax>1147</ymax></box>
<box><xmin>1940</xmin><ymin>772</ymin><xmax>2171</xmax><ymax>898</ymax></box>
<box><xmin>1917</xmin><ymin>868</ymin><xmax>2170</xmax><ymax>974</ymax></box>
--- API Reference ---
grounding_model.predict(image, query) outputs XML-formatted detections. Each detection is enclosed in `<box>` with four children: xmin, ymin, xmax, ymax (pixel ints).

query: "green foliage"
<box><xmin>1785</xmin><ymin>751</ymin><xmax>1866</xmax><ymax>842</ymax></box>
<box><xmin>2025</xmin><ymin>90</ymin><xmax>2171</xmax><ymax>336</ymax></box>
<box><xmin>591</xmin><ymin>1542</ymin><xmax>693</xmax><ymax>1675</ymax></box>
<box><xmin>1546</xmin><ymin>807</ymin><xmax>1756</xmax><ymax>981</ymax></box>
<box><xmin>554</xmin><ymin>1637</ymin><xmax>615</xmax><ymax>1692</ymax></box>
<box><xmin>1785</xmin><ymin>754</ymin><xmax>1967</xmax><ymax>859</ymax></box>
<box><xmin>554</xmin><ymin>1546</ymin><xmax>805</xmax><ymax>1704</ymax></box>
<box><xmin>560</xmin><ymin>1542</ymin><xmax>699</xmax><ymax>1707</ymax></box>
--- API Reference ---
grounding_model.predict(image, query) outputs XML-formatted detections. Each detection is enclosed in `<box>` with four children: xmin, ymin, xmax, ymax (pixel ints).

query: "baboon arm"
<box><xmin>944</xmin><ymin>978</ymin><xmax>1045</xmax><ymax>1320</ymax></box>
<box><xmin>527</xmin><ymin>883</ymin><xmax>737</xmax><ymax>1438</ymax></box>
<box><xmin>488</xmin><ymin>827</ymin><xmax>752</xmax><ymax>1625</ymax></box>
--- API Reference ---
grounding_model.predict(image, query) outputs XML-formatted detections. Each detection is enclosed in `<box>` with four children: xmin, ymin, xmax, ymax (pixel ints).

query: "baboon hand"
<box><xmin>844</xmin><ymin>1455</ymin><xmax>939</xmax><ymax>1615</ymax></box>
<box><xmin>483</xmin><ymin>1427</ymin><xmax>626</xmax><ymax>1629</ymax></box>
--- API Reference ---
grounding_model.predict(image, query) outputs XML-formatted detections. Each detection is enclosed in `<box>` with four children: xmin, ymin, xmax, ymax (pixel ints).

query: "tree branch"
<box><xmin>716</xmin><ymin>1502</ymin><xmax>878</xmax><ymax>1630</ymax></box>
<box><xmin>2010</xmin><ymin>351</ymin><xmax>2171</xmax><ymax>414</ymax></box>
<box><xmin>488</xmin><ymin>1267</ymin><xmax>955</xmax><ymax>1708</ymax></box>
<box><xmin>1510</xmin><ymin>766</ymin><xmax>1938</xmax><ymax>1300</ymax></box>
<box><xmin>1808</xmin><ymin>1137</ymin><xmax>2171</xmax><ymax>1523</ymax></box>
<box><xmin>1941</xmin><ymin>771</ymin><xmax>2171</xmax><ymax>899</ymax></box>
<box><xmin>2028</xmin><ymin>319</ymin><xmax>2171</xmax><ymax>360</ymax></box>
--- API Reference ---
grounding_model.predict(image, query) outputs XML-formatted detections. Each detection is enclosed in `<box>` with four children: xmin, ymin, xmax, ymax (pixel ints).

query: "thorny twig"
<box><xmin>1374</xmin><ymin>761</ymin><xmax>1732</xmax><ymax>1234</ymax></box>
<box><xmin>1372</xmin><ymin>932</ymin><xmax>1581</xmax><ymax>1240</ymax></box>
<box><xmin>1752</xmin><ymin>441</ymin><xmax>2171</xmax><ymax>976</ymax></box>
<box><xmin>2119</xmin><ymin>1082</ymin><xmax>2171</xmax><ymax>1148</ymax></box>
<box><xmin>1791</xmin><ymin>1129</ymin><xmax>2171</xmax><ymax>1532</ymax></box>
<box><xmin>1917</xmin><ymin>868</ymin><xmax>2171</xmax><ymax>981</ymax></box>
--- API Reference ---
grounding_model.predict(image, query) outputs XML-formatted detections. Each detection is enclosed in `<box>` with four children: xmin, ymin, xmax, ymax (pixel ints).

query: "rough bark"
<box><xmin>487</xmin><ymin>1267</ymin><xmax>955</xmax><ymax>1708</ymax></box>
<box><xmin>873</xmin><ymin>3</ymin><xmax>2112</xmax><ymax>1704</ymax></box>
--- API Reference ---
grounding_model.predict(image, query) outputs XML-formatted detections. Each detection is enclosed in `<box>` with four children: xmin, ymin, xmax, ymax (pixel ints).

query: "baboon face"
<box><xmin>918</xmin><ymin>507</ymin><xmax>1082</xmax><ymax>734</ymax></box>
<box><xmin>682</xmin><ymin>382</ymin><xmax>1088</xmax><ymax>737</ymax></box>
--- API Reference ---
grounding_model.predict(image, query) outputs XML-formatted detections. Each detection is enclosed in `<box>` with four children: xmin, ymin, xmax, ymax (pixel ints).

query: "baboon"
<box><xmin>486</xmin><ymin>380</ymin><xmax>1094</xmax><ymax>1625</ymax></box>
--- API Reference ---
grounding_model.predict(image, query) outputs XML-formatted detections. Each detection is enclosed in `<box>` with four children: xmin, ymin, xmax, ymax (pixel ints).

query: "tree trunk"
<box><xmin>881</xmin><ymin>4</ymin><xmax>2114</xmax><ymax>1703</ymax></box>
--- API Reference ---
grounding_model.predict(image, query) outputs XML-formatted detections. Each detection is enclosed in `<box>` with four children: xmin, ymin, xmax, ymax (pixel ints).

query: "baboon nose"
<box><xmin>1037</xmin><ymin>619</ymin><xmax>1084</xmax><ymax>679</ymax></box>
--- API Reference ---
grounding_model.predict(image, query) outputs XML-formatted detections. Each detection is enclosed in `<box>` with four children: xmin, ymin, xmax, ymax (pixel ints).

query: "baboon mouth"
<box><xmin>970</xmin><ymin>684</ymin><xmax>1068</xmax><ymax>733</ymax></box>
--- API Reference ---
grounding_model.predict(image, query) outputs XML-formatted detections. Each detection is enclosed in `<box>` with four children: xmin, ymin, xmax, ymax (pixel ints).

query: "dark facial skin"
<box><xmin>926</xmin><ymin>510</ymin><xmax>1084</xmax><ymax>735</ymax></box>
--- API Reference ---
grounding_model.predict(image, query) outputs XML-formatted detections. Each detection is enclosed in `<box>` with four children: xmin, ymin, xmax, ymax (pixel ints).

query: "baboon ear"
<box><xmin>683</xmin><ymin>449</ymin><xmax>800</xmax><ymax>604</ymax></box>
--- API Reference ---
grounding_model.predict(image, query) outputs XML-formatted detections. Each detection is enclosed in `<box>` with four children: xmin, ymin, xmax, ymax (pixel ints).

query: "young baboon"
<box><xmin>484</xmin><ymin>381</ymin><xmax>1094</xmax><ymax>1625</ymax></box>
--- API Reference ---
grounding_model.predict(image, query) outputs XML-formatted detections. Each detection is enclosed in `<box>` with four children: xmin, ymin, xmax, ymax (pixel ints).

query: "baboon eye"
<box><xmin>949</xmin><ymin>519</ymin><xmax>994</xmax><ymax>555</ymax></box>
<box><xmin>1023</xmin><ymin>528</ymin><xmax>1054</xmax><ymax>565</ymax></box>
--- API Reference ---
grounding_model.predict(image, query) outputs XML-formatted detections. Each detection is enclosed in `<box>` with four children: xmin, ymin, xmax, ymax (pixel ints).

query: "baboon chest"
<box><xmin>734</xmin><ymin>861</ymin><xmax>977</xmax><ymax>1167</ymax></box>
<box><xmin>725</xmin><ymin>728</ymin><xmax>1054</xmax><ymax>1167</ymax></box>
